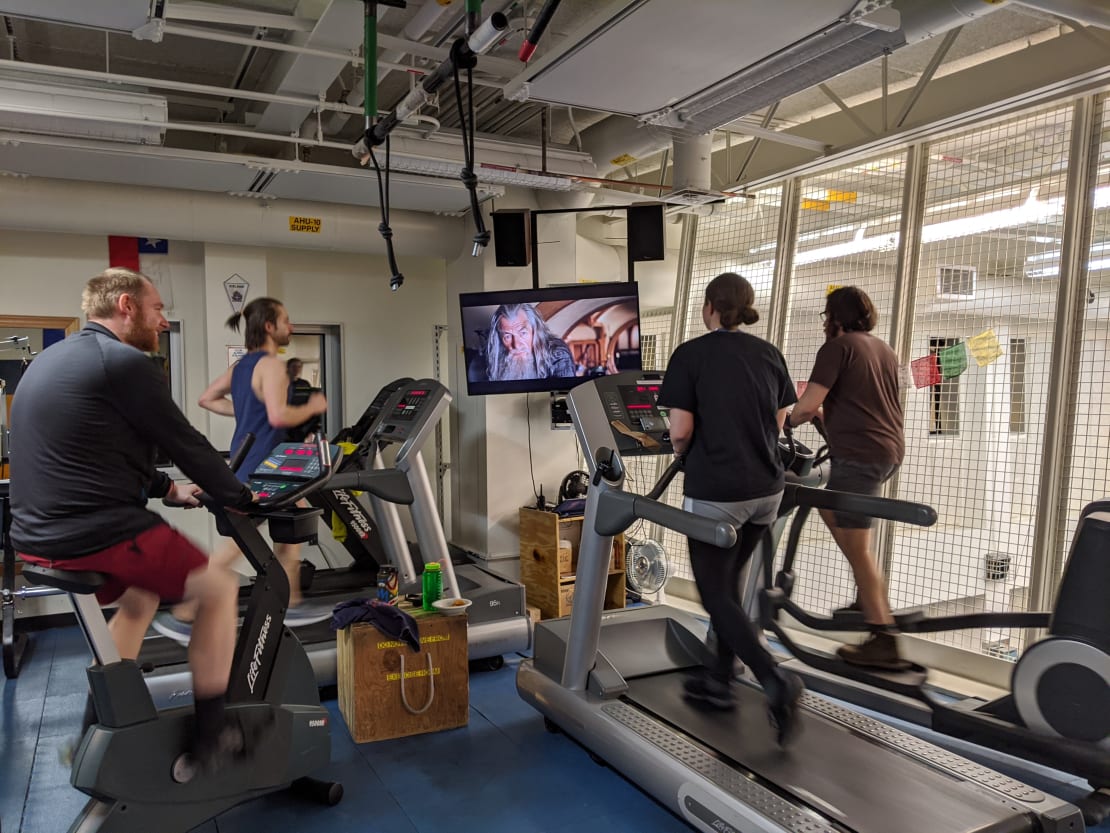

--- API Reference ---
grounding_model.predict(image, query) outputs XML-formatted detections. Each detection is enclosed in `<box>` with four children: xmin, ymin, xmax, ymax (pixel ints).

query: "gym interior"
<box><xmin>1</xmin><ymin>1</ymin><xmax>1109</xmax><ymax>832</ymax></box>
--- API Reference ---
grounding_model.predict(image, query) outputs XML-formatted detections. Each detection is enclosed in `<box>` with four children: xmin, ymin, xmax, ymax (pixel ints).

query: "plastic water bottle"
<box><xmin>422</xmin><ymin>562</ymin><xmax>442</xmax><ymax>611</ymax></box>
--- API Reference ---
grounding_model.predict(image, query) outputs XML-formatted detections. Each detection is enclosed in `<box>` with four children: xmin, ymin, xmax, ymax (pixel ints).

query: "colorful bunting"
<box><xmin>968</xmin><ymin>328</ymin><xmax>1003</xmax><ymax>367</ymax></box>
<box><xmin>938</xmin><ymin>342</ymin><xmax>968</xmax><ymax>379</ymax></box>
<box><xmin>911</xmin><ymin>355</ymin><xmax>942</xmax><ymax>388</ymax></box>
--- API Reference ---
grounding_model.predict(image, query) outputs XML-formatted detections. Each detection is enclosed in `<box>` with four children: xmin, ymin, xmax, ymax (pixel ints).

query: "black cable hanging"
<box><xmin>369</xmin><ymin>136</ymin><xmax>404</xmax><ymax>291</ymax></box>
<box><xmin>451</xmin><ymin>40</ymin><xmax>490</xmax><ymax>256</ymax></box>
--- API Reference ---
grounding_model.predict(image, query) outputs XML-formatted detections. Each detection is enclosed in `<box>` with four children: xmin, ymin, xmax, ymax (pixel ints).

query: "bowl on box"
<box><xmin>432</xmin><ymin>597</ymin><xmax>472</xmax><ymax>616</ymax></box>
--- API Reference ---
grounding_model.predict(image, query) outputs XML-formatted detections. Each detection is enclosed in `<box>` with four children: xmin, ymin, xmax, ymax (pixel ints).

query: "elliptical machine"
<box><xmin>757</xmin><ymin>429</ymin><xmax>1110</xmax><ymax>824</ymax></box>
<box><xmin>16</xmin><ymin>437</ymin><xmax>413</xmax><ymax>832</ymax></box>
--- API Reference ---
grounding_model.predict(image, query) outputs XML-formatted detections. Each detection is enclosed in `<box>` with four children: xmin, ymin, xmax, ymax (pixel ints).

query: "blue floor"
<box><xmin>2</xmin><ymin>626</ymin><xmax>1106</xmax><ymax>832</ymax></box>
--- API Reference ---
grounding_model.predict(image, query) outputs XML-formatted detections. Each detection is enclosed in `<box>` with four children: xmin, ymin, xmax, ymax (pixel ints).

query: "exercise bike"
<box><xmin>758</xmin><ymin>430</ymin><xmax>1110</xmax><ymax>824</ymax></box>
<box><xmin>17</xmin><ymin>436</ymin><xmax>411</xmax><ymax>832</ymax></box>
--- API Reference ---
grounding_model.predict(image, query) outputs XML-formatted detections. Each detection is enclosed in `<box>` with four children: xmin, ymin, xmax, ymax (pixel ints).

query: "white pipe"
<box><xmin>0</xmin><ymin>175</ymin><xmax>465</xmax><ymax>258</ymax></box>
<box><xmin>161</xmin><ymin>23</ymin><xmax>505</xmax><ymax>90</ymax></box>
<box><xmin>671</xmin><ymin>133</ymin><xmax>712</xmax><ymax>193</ymax></box>
<box><xmin>0</xmin><ymin>58</ymin><xmax>363</xmax><ymax>116</ymax></box>
<box><xmin>1013</xmin><ymin>0</ymin><xmax>1110</xmax><ymax>28</ymax></box>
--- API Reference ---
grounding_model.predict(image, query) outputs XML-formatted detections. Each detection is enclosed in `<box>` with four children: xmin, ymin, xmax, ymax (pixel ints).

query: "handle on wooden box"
<box><xmin>399</xmin><ymin>652</ymin><xmax>435</xmax><ymax>714</ymax></box>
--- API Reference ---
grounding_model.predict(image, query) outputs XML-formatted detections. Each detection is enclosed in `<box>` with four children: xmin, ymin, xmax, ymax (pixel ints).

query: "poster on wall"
<box><xmin>224</xmin><ymin>274</ymin><xmax>250</xmax><ymax>315</ymax></box>
<box><xmin>227</xmin><ymin>345</ymin><xmax>248</xmax><ymax>367</ymax></box>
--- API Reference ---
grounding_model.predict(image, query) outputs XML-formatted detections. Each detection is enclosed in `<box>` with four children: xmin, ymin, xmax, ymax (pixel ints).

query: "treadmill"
<box><xmin>517</xmin><ymin>371</ymin><xmax>1081</xmax><ymax>833</ymax></box>
<box><xmin>363</xmin><ymin>379</ymin><xmax>530</xmax><ymax>665</ymax></box>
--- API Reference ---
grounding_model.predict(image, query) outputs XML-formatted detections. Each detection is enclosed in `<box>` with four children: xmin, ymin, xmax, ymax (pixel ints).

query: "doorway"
<box><xmin>285</xmin><ymin>324</ymin><xmax>342</xmax><ymax>437</ymax></box>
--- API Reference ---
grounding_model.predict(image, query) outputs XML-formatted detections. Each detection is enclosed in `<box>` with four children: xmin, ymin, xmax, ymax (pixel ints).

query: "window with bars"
<box><xmin>1009</xmin><ymin>338</ymin><xmax>1027</xmax><ymax>434</ymax></box>
<box><xmin>929</xmin><ymin>337</ymin><xmax>961</xmax><ymax>436</ymax></box>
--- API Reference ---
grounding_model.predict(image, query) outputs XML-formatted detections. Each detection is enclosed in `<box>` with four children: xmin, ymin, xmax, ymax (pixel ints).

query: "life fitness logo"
<box><xmin>247</xmin><ymin>613</ymin><xmax>272</xmax><ymax>694</ymax></box>
<box><xmin>334</xmin><ymin>489</ymin><xmax>372</xmax><ymax>539</ymax></box>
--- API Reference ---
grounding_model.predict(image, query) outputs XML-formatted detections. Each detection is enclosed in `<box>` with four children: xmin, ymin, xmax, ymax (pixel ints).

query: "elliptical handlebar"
<box><xmin>788</xmin><ymin>484</ymin><xmax>937</xmax><ymax>527</ymax></box>
<box><xmin>595</xmin><ymin>488</ymin><xmax>737</xmax><ymax>549</ymax></box>
<box><xmin>645</xmin><ymin>456</ymin><xmax>684</xmax><ymax>501</ymax></box>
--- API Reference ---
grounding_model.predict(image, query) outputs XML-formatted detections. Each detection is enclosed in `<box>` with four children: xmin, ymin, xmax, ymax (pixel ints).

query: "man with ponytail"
<box><xmin>165</xmin><ymin>298</ymin><xmax>327</xmax><ymax>627</ymax></box>
<box><xmin>788</xmin><ymin>286</ymin><xmax>907</xmax><ymax>670</ymax></box>
<box><xmin>659</xmin><ymin>272</ymin><xmax>804</xmax><ymax>746</ymax></box>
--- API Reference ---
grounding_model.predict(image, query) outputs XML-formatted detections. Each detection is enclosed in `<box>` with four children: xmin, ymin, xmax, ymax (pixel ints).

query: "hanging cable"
<box><xmin>451</xmin><ymin>44</ymin><xmax>490</xmax><ymax>256</ymax></box>
<box><xmin>368</xmin><ymin>137</ymin><xmax>404</xmax><ymax>291</ymax></box>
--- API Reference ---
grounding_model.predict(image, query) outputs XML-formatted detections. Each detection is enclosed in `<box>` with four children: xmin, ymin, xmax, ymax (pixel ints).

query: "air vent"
<box><xmin>937</xmin><ymin>265</ymin><xmax>976</xmax><ymax>299</ymax></box>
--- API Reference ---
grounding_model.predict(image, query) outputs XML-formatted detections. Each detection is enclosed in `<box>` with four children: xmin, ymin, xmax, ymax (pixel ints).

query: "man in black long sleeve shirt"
<box><xmin>10</xmin><ymin>267</ymin><xmax>256</xmax><ymax>768</ymax></box>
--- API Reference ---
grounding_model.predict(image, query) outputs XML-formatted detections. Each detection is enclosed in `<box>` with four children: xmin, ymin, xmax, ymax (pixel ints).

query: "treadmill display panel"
<box><xmin>391</xmin><ymin>388</ymin><xmax>431</xmax><ymax>422</ymax></box>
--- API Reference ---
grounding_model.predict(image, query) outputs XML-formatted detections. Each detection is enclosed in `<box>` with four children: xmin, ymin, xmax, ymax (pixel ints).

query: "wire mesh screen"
<box><xmin>887</xmin><ymin>104</ymin><xmax>1074</xmax><ymax>660</ymax></box>
<box><xmin>1058</xmin><ymin>96</ymin><xmax>1110</xmax><ymax>578</ymax></box>
<box><xmin>684</xmin><ymin>189</ymin><xmax>783</xmax><ymax>341</ymax></box>
<box><xmin>647</xmin><ymin>191</ymin><xmax>786</xmax><ymax>581</ymax></box>
<box><xmin>623</xmin><ymin>307</ymin><xmax>675</xmax><ymax>546</ymax></box>
<box><xmin>777</xmin><ymin>153</ymin><xmax>907</xmax><ymax>615</ymax></box>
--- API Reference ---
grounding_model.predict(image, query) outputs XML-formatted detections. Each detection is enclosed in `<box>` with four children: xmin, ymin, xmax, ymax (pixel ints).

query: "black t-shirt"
<box><xmin>659</xmin><ymin>330</ymin><xmax>797</xmax><ymax>502</ymax></box>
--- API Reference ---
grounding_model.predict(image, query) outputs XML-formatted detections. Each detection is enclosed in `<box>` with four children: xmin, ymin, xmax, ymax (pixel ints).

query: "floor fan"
<box><xmin>625</xmin><ymin>538</ymin><xmax>670</xmax><ymax>605</ymax></box>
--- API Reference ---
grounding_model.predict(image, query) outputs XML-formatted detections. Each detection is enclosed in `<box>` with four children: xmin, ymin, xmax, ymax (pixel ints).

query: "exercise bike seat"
<box><xmin>21</xmin><ymin>564</ymin><xmax>105</xmax><ymax>595</ymax></box>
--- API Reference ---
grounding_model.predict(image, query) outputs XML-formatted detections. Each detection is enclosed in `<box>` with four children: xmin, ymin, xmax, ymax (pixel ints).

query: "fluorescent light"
<box><xmin>795</xmin><ymin>228</ymin><xmax>899</xmax><ymax>265</ymax></box>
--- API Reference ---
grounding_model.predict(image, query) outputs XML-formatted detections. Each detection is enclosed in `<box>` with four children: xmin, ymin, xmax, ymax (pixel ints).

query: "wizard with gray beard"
<box><xmin>471</xmin><ymin>303</ymin><xmax>576</xmax><ymax>382</ymax></box>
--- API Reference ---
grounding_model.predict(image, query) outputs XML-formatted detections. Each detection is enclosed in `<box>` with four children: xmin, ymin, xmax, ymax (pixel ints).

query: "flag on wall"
<box><xmin>968</xmin><ymin>328</ymin><xmax>1003</xmax><ymax>367</ymax></box>
<box><xmin>938</xmin><ymin>342</ymin><xmax>968</xmax><ymax>379</ymax></box>
<box><xmin>107</xmin><ymin>236</ymin><xmax>140</xmax><ymax>271</ymax></box>
<box><xmin>910</xmin><ymin>354</ymin><xmax>942</xmax><ymax>388</ymax></box>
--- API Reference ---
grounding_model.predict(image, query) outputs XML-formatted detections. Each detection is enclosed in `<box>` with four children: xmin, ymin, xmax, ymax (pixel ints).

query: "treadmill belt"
<box><xmin>624</xmin><ymin>671</ymin><xmax>1032</xmax><ymax>833</ymax></box>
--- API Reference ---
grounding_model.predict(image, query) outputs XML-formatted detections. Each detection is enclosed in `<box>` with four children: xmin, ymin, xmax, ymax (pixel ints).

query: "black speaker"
<box><xmin>492</xmin><ymin>209</ymin><xmax>532</xmax><ymax>267</ymax></box>
<box><xmin>627</xmin><ymin>202</ymin><xmax>665</xmax><ymax>262</ymax></box>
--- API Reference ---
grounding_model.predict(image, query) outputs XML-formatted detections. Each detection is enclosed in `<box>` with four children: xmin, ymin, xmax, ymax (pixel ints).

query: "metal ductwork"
<box><xmin>1013</xmin><ymin>0</ymin><xmax>1110</xmax><ymax>28</ymax></box>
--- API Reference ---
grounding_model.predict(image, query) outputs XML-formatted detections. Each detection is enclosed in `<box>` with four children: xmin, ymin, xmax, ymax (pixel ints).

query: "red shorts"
<box><xmin>20</xmin><ymin>523</ymin><xmax>208</xmax><ymax>605</ymax></box>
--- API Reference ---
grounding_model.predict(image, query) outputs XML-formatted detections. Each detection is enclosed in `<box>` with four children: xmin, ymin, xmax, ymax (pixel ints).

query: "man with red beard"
<box><xmin>10</xmin><ymin>267</ymin><xmax>258</xmax><ymax>768</ymax></box>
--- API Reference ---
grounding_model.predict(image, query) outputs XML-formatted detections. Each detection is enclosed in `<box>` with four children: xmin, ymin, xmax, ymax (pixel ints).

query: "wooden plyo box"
<box><xmin>336</xmin><ymin>604</ymin><xmax>469</xmax><ymax>743</ymax></box>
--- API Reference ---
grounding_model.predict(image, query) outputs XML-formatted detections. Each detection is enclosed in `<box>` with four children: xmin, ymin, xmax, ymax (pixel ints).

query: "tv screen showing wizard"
<box><xmin>460</xmin><ymin>282</ymin><xmax>642</xmax><ymax>396</ymax></box>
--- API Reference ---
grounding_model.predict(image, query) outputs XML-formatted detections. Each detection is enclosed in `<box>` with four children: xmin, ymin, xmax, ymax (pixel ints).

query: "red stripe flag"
<box><xmin>107</xmin><ymin>236</ymin><xmax>140</xmax><ymax>271</ymax></box>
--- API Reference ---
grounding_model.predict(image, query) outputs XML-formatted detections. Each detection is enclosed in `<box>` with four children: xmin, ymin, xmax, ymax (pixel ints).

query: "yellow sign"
<box><xmin>826</xmin><ymin>284</ymin><xmax>843</xmax><ymax>296</ymax></box>
<box><xmin>827</xmin><ymin>189</ymin><xmax>857</xmax><ymax>204</ymax></box>
<box><xmin>801</xmin><ymin>198</ymin><xmax>831</xmax><ymax>212</ymax></box>
<box><xmin>609</xmin><ymin>153</ymin><xmax>637</xmax><ymax>167</ymax></box>
<box><xmin>968</xmin><ymin>328</ymin><xmax>1003</xmax><ymax>367</ymax></box>
<box><xmin>289</xmin><ymin>216</ymin><xmax>322</xmax><ymax>233</ymax></box>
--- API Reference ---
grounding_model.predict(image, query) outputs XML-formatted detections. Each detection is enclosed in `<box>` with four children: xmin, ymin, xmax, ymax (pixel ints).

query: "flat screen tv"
<box><xmin>460</xmin><ymin>282</ymin><xmax>641</xmax><ymax>396</ymax></box>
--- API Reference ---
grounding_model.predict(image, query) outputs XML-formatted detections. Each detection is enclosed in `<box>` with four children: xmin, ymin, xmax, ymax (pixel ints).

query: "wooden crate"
<box><xmin>519</xmin><ymin>507</ymin><xmax>625</xmax><ymax>620</ymax></box>
<box><xmin>336</xmin><ymin>603</ymin><xmax>469</xmax><ymax>743</ymax></box>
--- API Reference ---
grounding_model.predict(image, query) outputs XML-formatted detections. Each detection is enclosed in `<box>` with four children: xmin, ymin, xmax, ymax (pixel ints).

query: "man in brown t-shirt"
<box><xmin>788</xmin><ymin>286</ymin><xmax>908</xmax><ymax>670</ymax></box>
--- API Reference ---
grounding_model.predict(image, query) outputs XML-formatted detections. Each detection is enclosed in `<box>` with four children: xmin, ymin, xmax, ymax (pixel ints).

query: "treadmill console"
<box><xmin>373</xmin><ymin>380</ymin><xmax>451</xmax><ymax>450</ymax></box>
<box><xmin>248</xmin><ymin>442</ymin><xmax>340</xmax><ymax>502</ymax></box>
<box><xmin>342</xmin><ymin>377</ymin><xmax>413</xmax><ymax>445</ymax></box>
<box><xmin>594</xmin><ymin>374</ymin><xmax>673</xmax><ymax>457</ymax></box>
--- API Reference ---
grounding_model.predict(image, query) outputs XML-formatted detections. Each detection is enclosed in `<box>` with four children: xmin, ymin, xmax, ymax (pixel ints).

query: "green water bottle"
<box><xmin>422</xmin><ymin>562</ymin><xmax>442</xmax><ymax>611</ymax></box>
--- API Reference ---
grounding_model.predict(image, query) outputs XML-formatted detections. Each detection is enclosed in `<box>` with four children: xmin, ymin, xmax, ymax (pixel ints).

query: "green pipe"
<box><xmin>364</xmin><ymin>2</ymin><xmax>377</xmax><ymax>128</ymax></box>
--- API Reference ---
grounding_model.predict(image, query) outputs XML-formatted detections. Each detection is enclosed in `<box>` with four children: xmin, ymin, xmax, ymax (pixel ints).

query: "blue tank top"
<box><xmin>229</xmin><ymin>351</ymin><xmax>285</xmax><ymax>482</ymax></box>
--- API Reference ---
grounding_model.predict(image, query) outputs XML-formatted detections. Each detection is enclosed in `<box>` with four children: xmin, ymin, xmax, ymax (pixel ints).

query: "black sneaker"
<box><xmin>767</xmin><ymin>671</ymin><xmax>804</xmax><ymax>747</ymax></box>
<box><xmin>837</xmin><ymin>631</ymin><xmax>911</xmax><ymax>671</ymax></box>
<box><xmin>682</xmin><ymin>674</ymin><xmax>736</xmax><ymax>711</ymax></box>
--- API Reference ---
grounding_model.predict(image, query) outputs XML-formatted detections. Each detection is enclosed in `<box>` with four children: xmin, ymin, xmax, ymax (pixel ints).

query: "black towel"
<box><xmin>330</xmin><ymin>598</ymin><xmax>421</xmax><ymax>652</ymax></box>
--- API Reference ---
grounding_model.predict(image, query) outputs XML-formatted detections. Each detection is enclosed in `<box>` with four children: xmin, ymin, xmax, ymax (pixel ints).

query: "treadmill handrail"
<box><xmin>595</xmin><ymin>489</ymin><xmax>736</xmax><ymax>548</ymax></box>
<box><xmin>327</xmin><ymin>468</ymin><xmax>415</xmax><ymax>505</ymax></box>
<box><xmin>788</xmin><ymin>484</ymin><xmax>937</xmax><ymax>527</ymax></box>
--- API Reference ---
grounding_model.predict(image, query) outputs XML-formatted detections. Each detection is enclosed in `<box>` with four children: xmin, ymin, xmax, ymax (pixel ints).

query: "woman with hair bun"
<box><xmin>658</xmin><ymin>272</ymin><xmax>804</xmax><ymax>746</ymax></box>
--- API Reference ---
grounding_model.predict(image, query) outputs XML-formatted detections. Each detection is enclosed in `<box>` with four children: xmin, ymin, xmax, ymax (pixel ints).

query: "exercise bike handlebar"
<box><xmin>788</xmin><ymin>484</ymin><xmax>937</xmax><ymax>527</ymax></box>
<box><xmin>326</xmin><ymin>468</ymin><xmax>414</xmax><ymax>505</ymax></box>
<box><xmin>595</xmin><ymin>489</ymin><xmax>737</xmax><ymax>549</ymax></box>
